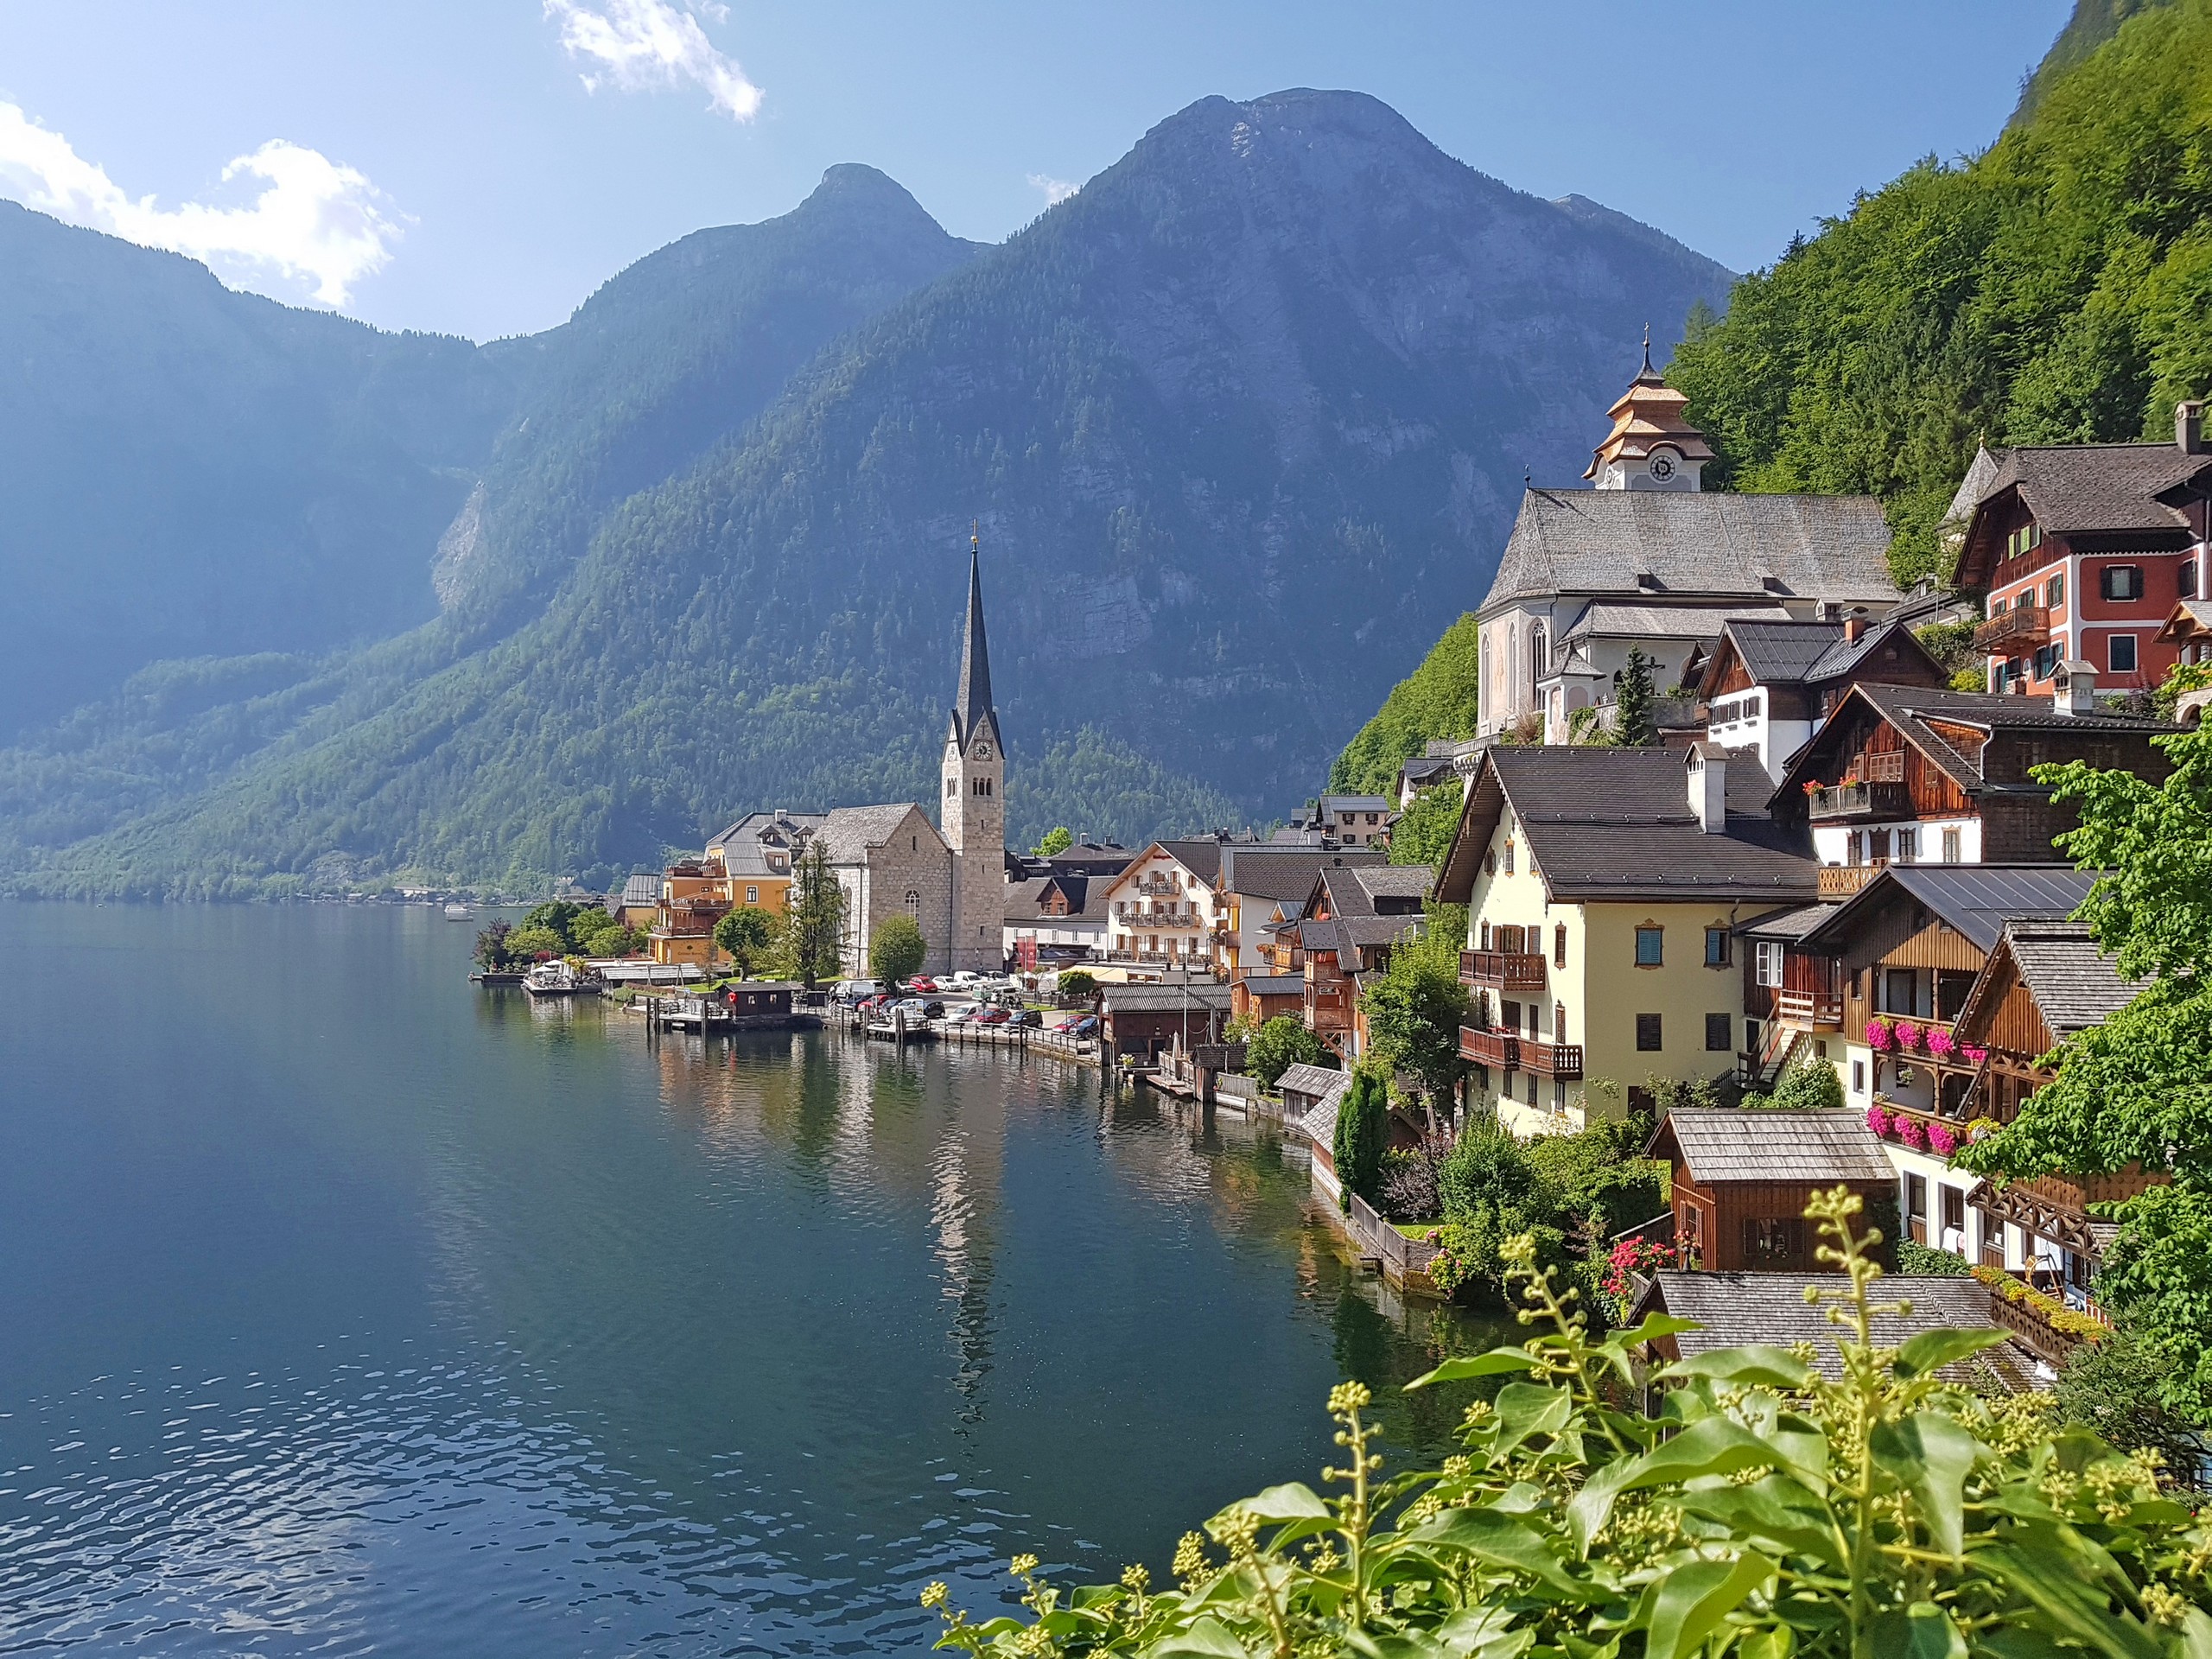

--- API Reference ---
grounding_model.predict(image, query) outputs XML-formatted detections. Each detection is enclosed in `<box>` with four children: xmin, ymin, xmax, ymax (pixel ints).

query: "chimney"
<box><xmin>1844</xmin><ymin>608</ymin><xmax>1866</xmax><ymax>645</ymax></box>
<box><xmin>2179</xmin><ymin>399</ymin><xmax>2207</xmax><ymax>455</ymax></box>
<box><xmin>2053</xmin><ymin>659</ymin><xmax>2098</xmax><ymax>716</ymax></box>
<box><xmin>1687</xmin><ymin>742</ymin><xmax>1726</xmax><ymax>833</ymax></box>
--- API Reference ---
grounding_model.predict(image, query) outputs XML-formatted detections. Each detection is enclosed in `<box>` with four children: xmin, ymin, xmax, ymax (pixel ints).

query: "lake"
<box><xmin>0</xmin><ymin>903</ymin><xmax>1491</xmax><ymax>1656</ymax></box>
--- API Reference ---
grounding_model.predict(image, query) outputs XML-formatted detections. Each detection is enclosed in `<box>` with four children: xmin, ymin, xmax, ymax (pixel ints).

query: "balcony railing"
<box><xmin>1458</xmin><ymin>1027</ymin><xmax>1583</xmax><ymax>1078</ymax></box>
<box><xmin>2019</xmin><ymin>1169</ymin><xmax>2168</xmax><ymax>1211</ymax></box>
<box><xmin>1459</xmin><ymin>950</ymin><xmax>1548</xmax><ymax>993</ymax></box>
<box><xmin>1777</xmin><ymin>988</ymin><xmax>1844</xmax><ymax>1029</ymax></box>
<box><xmin>1980</xmin><ymin>1274</ymin><xmax>2107</xmax><ymax>1368</ymax></box>
<box><xmin>1974</xmin><ymin>605</ymin><xmax>2050</xmax><ymax>653</ymax></box>
<box><xmin>1132</xmin><ymin>876</ymin><xmax>1184</xmax><ymax>896</ymax></box>
<box><xmin>1805</xmin><ymin>780</ymin><xmax>1911</xmax><ymax>822</ymax></box>
<box><xmin>1817</xmin><ymin>865</ymin><xmax>1877</xmax><ymax>899</ymax></box>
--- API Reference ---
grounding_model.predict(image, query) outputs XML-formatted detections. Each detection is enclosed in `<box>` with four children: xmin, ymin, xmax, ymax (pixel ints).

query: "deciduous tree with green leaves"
<box><xmin>1958</xmin><ymin>721</ymin><xmax>2212</xmax><ymax>1421</ymax></box>
<box><xmin>1031</xmin><ymin>826</ymin><xmax>1073</xmax><ymax>858</ymax></box>
<box><xmin>869</xmin><ymin>912</ymin><xmax>927</xmax><ymax>987</ymax></box>
<box><xmin>1386</xmin><ymin>776</ymin><xmax>1460</xmax><ymax>869</ymax></box>
<box><xmin>713</xmin><ymin>906</ymin><xmax>776</xmax><ymax>978</ymax></box>
<box><xmin>1247</xmin><ymin>1014</ymin><xmax>1326</xmax><ymax>1089</ymax></box>
<box><xmin>1358</xmin><ymin>906</ymin><xmax>1471</xmax><ymax>1105</ymax></box>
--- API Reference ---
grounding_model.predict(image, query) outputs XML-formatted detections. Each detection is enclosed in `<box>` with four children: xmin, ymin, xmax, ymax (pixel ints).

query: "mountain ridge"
<box><xmin>3</xmin><ymin>89</ymin><xmax>1735</xmax><ymax>896</ymax></box>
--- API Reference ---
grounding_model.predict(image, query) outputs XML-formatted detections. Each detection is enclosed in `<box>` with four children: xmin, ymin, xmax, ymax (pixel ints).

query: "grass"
<box><xmin>1392</xmin><ymin>1220</ymin><xmax>1440</xmax><ymax>1239</ymax></box>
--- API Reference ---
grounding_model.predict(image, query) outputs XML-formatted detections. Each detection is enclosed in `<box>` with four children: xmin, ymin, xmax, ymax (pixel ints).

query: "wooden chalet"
<box><xmin>1952</xmin><ymin>918</ymin><xmax>2158</xmax><ymax>1364</ymax></box>
<box><xmin>1647</xmin><ymin>1109</ymin><xmax>1895</xmax><ymax>1273</ymax></box>
<box><xmin>1230</xmin><ymin>973</ymin><xmax>1305</xmax><ymax>1028</ymax></box>
<box><xmin>1692</xmin><ymin>613</ymin><xmax>1948</xmax><ymax>784</ymax></box>
<box><xmin>1768</xmin><ymin>680</ymin><xmax>2173</xmax><ymax>893</ymax></box>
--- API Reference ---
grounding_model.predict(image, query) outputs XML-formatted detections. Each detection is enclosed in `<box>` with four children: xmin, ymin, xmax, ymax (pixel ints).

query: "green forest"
<box><xmin>1669</xmin><ymin>0</ymin><xmax>2212</xmax><ymax>588</ymax></box>
<box><xmin>1329</xmin><ymin>0</ymin><xmax>2212</xmax><ymax>789</ymax></box>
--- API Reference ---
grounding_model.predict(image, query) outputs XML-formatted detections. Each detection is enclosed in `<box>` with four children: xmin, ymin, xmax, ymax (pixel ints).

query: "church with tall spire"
<box><xmin>941</xmin><ymin>531</ymin><xmax>1007</xmax><ymax>973</ymax></box>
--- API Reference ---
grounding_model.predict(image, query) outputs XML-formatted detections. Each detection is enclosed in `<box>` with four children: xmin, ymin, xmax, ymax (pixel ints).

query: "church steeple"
<box><xmin>951</xmin><ymin>526</ymin><xmax>996</xmax><ymax>747</ymax></box>
<box><xmin>1585</xmin><ymin>330</ymin><xmax>1713</xmax><ymax>492</ymax></box>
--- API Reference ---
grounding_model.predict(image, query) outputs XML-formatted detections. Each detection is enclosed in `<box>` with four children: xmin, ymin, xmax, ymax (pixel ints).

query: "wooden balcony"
<box><xmin>1806</xmin><ymin>780</ymin><xmax>1911</xmax><ymax>822</ymax></box>
<box><xmin>1777</xmin><ymin>988</ymin><xmax>1844</xmax><ymax>1029</ymax></box>
<box><xmin>2019</xmin><ymin>1169</ymin><xmax>2167</xmax><ymax>1211</ymax></box>
<box><xmin>1817</xmin><ymin>865</ymin><xmax>1876</xmax><ymax>899</ymax></box>
<box><xmin>1459</xmin><ymin>950</ymin><xmax>1548</xmax><ymax>993</ymax></box>
<box><xmin>1458</xmin><ymin>1027</ymin><xmax>1582</xmax><ymax>1078</ymax></box>
<box><xmin>1981</xmin><ymin>1275</ymin><xmax>2107</xmax><ymax>1369</ymax></box>
<box><xmin>1974</xmin><ymin>605</ymin><xmax>2050</xmax><ymax>653</ymax></box>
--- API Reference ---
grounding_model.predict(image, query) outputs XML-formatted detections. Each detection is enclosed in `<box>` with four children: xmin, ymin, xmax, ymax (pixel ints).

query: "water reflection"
<box><xmin>0</xmin><ymin>906</ymin><xmax>1497</xmax><ymax>1656</ymax></box>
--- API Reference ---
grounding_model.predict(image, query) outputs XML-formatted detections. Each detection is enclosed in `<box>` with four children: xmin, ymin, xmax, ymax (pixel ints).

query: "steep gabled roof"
<box><xmin>1650</xmin><ymin>1109</ymin><xmax>1893</xmax><ymax>1185</ymax></box>
<box><xmin>1955</xmin><ymin>917</ymin><xmax>2143</xmax><ymax>1039</ymax></box>
<box><xmin>1955</xmin><ymin>444</ymin><xmax>2212</xmax><ymax>588</ymax></box>
<box><xmin>1769</xmin><ymin>681</ymin><xmax>2177</xmax><ymax>803</ymax></box>
<box><xmin>816</xmin><ymin>803</ymin><xmax>939</xmax><ymax>863</ymax></box>
<box><xmin>1433</xmin><ymin>747</ymin><xmax>1817</xmax><ymax>907</ymax></box>
<box><xmin>1481</xmin><ymin>489</ymin><xmax>1899</xmax><ymax>614</ymax></box>
<box><xmin>1216</xmin><ymin>845</ymin><xmax>1383</xmax><ymax>903</ymax></box>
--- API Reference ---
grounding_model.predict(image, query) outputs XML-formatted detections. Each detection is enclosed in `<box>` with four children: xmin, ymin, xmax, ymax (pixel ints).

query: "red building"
<box><xmin>1954</xmin><ymin>404</ymin><xmax>2212</xmax><ymax>697</ymax></box>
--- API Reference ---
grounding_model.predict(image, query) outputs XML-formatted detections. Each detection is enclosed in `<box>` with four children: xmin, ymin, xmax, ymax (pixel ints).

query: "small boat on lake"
<box><xmin>443</xmin><ymin>901</ymin><xmax>475</xmax><ymax>919</ymax></box>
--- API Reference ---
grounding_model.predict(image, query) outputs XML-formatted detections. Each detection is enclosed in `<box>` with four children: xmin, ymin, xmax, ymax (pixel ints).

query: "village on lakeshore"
<box><xmin>465</xmin><ymin>351</ymin><xmax>2212</xmax><ymax>1399</ymax></box>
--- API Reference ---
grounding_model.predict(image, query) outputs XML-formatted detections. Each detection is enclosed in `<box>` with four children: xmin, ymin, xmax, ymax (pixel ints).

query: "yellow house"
<box><xmin>648</xmin><ymin>810</ymin><xmax>818</xmax><ymax>967</ymax></box>
<box><xmin>1433</xmin><ymin>743</ymin><xmax>1818</xmax><ymax>1135</ymax></box>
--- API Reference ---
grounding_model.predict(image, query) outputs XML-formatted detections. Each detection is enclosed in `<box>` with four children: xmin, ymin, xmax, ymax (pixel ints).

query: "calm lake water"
<box><xmin>0</xmin><ymin>903</ymin><xmax>1493</xmax><ymax>1656</ymax></box>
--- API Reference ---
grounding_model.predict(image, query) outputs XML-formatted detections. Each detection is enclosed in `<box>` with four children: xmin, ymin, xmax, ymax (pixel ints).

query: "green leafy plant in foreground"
<box><xmin>925</xmin><ymin>1188</ymin><xmax>2212</xmax><ymax>1658</ymax></box>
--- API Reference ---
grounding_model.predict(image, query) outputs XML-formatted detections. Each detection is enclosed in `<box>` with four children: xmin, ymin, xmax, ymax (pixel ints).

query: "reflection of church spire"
<box><xmin>950</xmin><ymin>526</ymin><xmax>996</xmax><ymax>749</ymax></box>
<box><xmin>928</xmin><ymin>1131</ymin><xmax>996</xmax><ymax>1422</ymax></box>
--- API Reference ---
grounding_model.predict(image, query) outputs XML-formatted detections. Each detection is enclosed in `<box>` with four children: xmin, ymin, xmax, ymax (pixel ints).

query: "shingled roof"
<box><xmin>1099</xmin><ymin>982</ymin><xmax>1234</xmax><ymax>1015</ymax></box>
<box><xmin>1954</xmin><ymin>443</ymin><xmax>2212</xmax><ymax>588</ymax></box>
<box><xmin>1637</xmin><ymin>1273</ymin><xmax>2022</xmax><ymax>1384</ymax></box>
<box><xmin>1434</xmin><ymin>747</ymin><xmax>1818</xmax><ymax>907</ymax></box>
<box><xmin>1955</xmin><ymin>917</ymin><xmax>2143</xmax><ymax>1039</ymax></box>
<box><xmin>815</xmin><ymin>804</ymin><xmax>938</xmax><ymax>863</ymax></box>
<box><xmin>1481</xmin><ymin>489</ymin><xmax>1900</xmax><ymax>614</ymax></box>
<box><xmin>1217</xmin><ymin>845</ymin><xmax>1383</xmax><ymax>904</ymax></box>
<box><xmin>1772</xmin><ymin>681</ymin><xmax>2176</xmax><ymax>802</ymax></box>
<box><xmin>1652</xmin><ymin>1109</ymin><xmax>1893</xmax><ymax>1185</ymax></box>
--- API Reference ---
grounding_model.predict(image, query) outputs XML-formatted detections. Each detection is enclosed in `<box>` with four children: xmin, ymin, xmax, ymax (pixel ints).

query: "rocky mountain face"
<box><xmin>3</xmin><ymin>91</ymin><xmax>1733</xmax><ymax>895</ymax></box>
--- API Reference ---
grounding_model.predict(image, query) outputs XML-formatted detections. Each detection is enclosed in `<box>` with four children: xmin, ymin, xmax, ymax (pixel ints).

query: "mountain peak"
<box><xmin>802</xmin><ymin>162</ymin><xmax>933</xmax><ymax>219</ymax></box>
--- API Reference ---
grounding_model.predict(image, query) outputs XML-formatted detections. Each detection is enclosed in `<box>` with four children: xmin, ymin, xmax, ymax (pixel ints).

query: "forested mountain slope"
<box><xmin>1669</xmin><ymin>0</ymin><xmax>2212</xmax><ymax>586</ymax></box>
<box><xmin>4</xmin><ymin>92</ymin><xmax>1731</xmax><ymax>896</ymax></box>
<box><xmin>0</xmin><ymin>204</ymin><xmax>515</xmax><ymax>738</ymax></box>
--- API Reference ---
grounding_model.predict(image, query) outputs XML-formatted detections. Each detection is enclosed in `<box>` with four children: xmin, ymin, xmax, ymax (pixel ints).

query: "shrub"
<box><xmin>1376</xmin><ymin>1139</ymin><xmax>1445</xmax><ymax>1224</ymax></box>
<box><xmin>868</xmin><ymin>912</ymin><xmax>927</xmax><ymax>985</ymax></box>
<box><xmin>926</xmin><ymin>1192</ymin><xmax>2207</xmax><ymax>1659</ymax></box>
<box><xmin>1056</xmin><ymin>969</ymin><xmax>1098</xmax><ymax>1001</ymax></box>
<box><xmin>1896</xmin><ymin>1238</ymin><xmax>1971</xmax><ymax>1276</ymax></box>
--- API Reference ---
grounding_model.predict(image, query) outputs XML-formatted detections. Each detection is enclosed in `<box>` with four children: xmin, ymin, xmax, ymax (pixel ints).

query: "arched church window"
<box><xmin>906</xmin><ymin>890</ymin><xmax>921</xmax><ymax>916</ymax></box>
<box><xmin>1530</xmin><ymin>625</ymin><xmax>1548</xmax><ymax>691</ymax></box>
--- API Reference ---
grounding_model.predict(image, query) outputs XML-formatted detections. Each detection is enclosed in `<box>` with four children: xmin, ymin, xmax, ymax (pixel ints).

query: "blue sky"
<box><xmin>0</xmin><ymin>1</ymin><xmax>2073</xmax><ymax>341</ymax></box>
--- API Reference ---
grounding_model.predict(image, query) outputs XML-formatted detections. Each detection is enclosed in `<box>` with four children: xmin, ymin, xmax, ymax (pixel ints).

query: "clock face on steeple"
<box><xmin>1648</xmin><ymin>450</ymin><xmax>1677</xmax><ymax>482</ymax></box>
<box><xmin>973</xmin><ymin>742</ymin><xmax>992</xmax><ymax>760</ymax></box>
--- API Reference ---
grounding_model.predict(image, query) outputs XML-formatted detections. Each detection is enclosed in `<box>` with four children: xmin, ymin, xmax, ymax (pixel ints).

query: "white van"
<box><xmin>832</xmin><ymin>979</ymin><xmax>887</xmax><ymax>1004</ymax></box>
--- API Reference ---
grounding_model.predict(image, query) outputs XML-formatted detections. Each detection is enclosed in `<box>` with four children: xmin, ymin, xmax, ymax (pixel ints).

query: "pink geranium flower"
<box><xmin>1896</xmin><ymin>1116</ymin><xmax>1927</xmax><ymax>1151</ymax></box>
<box><xmin>1896</xmin><ymin>1020</ymin><xmax>1923</xmax><ymax>1051</ymax></box>
<box><xmin>1866</xmin><ymin>1018</ymin><xmax>1896</xmax><ymax>1052</ymax></box>
<box><xmin>1866</xmin><ymin>1105</ymin><xmax>1891</xmax><ymax>1135</ymax></box>
<box><xmin>1928</xmin><ymin>1122</ymin><xmax>1960</xmax><ymax>1158</ymax></box>
<box><xmin>1927</xmin><ymin>1027</ymin><xmax>1957</xmax><ymax>1060</ymax></box>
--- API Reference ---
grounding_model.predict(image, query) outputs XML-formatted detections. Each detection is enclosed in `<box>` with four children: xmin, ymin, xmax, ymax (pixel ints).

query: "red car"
<box><xmin>908</xmin><ymin>976</ymin><xmax>938</xmax><ymax>994</ymax></box>
<box><xmin>974</xmin><ymin>1006</ymin><xmax>1013</xmax><ymax>1026</ymax></box>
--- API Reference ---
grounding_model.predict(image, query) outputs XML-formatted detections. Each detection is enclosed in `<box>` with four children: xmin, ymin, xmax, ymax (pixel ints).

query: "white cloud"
<box><xmin>0</xmin><ymin>103</ymin><xmax>398</xmax><ymax>306</ymax></box>
<box><xmin>544</xmin><ymin>0</ymin><xmax>762</xmax><ymax>121</ymax></box>
<box><xmin>1027</xmin><ymin>174</ymin><xmax>1078</xmax><ymax>207</ymax></box>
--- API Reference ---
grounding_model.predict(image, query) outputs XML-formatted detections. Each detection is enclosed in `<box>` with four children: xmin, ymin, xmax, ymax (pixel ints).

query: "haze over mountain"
<box><xmin>1</xmin><ymin>88</ymin><xmax>1733</xmax><ymax>896</ymax></box>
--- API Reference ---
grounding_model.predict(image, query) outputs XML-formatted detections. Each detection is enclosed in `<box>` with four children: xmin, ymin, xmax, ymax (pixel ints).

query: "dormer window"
<box><xmin>2005</xmin><ymin>522</ymin><xmax>2044</xmax><ymax>559</ymax></box>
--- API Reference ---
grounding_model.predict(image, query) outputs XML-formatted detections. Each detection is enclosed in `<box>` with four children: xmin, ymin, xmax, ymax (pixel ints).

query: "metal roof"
<box><xmin>1798</xmin><ymin>864</ymin><xmax>2098</xmax><ymax>956</ymax></box>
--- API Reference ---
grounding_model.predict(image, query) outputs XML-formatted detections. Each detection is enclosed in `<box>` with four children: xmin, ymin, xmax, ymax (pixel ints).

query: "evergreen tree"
<box><xmin>1332</xmin><ymin>1066</ymin><xmax>1392</xmax><ymax>1207</ymax></box>
<box><xmin>1611</xmin><ymin>647</ymin><xmax>1659</xmax><ymax>747</ymax></box>
<box><xmin>786</xmin><ymin>839</ymin><xmax>848</xmax><ymax>990</ymax></box>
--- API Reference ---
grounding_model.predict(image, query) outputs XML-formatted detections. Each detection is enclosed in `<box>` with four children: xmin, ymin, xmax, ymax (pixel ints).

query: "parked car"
<box><xmin>1052</xmin><ymin>1014</ymin><xmax>1100</xmax><ymax>1037</ymax></box>
<box><xmin>1008</xmin><ymin>1009</ymin><xmax>1041</xmax><ymax>1028</ymax></box>
<box><xmin>908</xmin><ymin>976</ymin><xmax>939</xmax><ymax>995</ymax></box>
<box><xmin>833</xmin><ymin>980</ymin><xmax>887</xmax><ymax>1004</ymax></box>
<box><xmin>944</xmin><ymin>971</ymin><xmax>982</xmax><ymax>989</ymax></box>
<box><xmin>971</xmin><ymin>1006</ymin><xmax>1012</xmax><ymax>1026</ymax></box>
